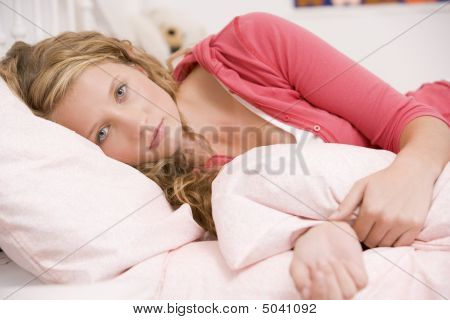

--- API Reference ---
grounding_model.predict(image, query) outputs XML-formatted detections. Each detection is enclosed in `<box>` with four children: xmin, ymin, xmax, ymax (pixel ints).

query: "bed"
<box><xmin>1</xmin><ymin>0</ymin><xmax>449</xmax><ymax>299</ymax></box>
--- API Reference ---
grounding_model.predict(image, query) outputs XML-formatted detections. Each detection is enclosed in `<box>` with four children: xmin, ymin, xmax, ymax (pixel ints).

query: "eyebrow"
<box><xmin>86</xmin><ymin>75</ymin><xmax>119</xmax><ymax>141</ymax></box>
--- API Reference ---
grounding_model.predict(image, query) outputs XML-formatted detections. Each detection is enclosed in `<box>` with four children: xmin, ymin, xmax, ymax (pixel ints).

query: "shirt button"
<box><xmin>283</xmin><ymin>114</ymin><xmax>290</xmax><ymax>121</ymax></box>
<box><xmin>313</xmin><ymin>125</ymin><xmax>321</xmax><ymax>132</ymax></box>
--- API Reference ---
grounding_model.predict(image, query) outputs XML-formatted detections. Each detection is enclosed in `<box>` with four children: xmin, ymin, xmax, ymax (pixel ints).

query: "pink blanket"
<box><xmin>211</xmin><ymin>142</ymin><xmax>450</xmax><ymax>299</ymax></box>
<box><xmin>8</xmin><ymin>142</ymin><xmax>449</xmax><ymax>299</ymax></box>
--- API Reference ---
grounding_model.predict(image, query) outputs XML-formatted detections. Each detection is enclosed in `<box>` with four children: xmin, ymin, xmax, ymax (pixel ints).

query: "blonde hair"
<box><xmin>0</xmin><ymin>31</ymin><xmax>220</xmax><ymax>237</ymax></box>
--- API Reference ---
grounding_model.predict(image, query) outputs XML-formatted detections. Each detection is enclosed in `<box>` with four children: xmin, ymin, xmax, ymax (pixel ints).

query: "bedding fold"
<box><xmin>211</xmin><ymin>142</ymin><xmax>450</xmax><ymax>299</ymax></box>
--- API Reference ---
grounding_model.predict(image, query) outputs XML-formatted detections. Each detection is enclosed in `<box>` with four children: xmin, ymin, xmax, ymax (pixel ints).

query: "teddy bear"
<box><xmin>88</xmin><ymin>3</ymin><xmax>207</xmax><ymax>68</ymax></box>
<box><xmin>129</xmin><ymin>6</ymin><xmax>207</xmax><ymax>67</ymax></box>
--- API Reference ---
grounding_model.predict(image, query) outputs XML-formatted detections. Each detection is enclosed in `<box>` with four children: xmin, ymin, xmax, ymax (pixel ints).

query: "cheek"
<box><xmin>103</xmin><ymin>140</ymin><xmax>141</xmax><ymax>165</ymax></box>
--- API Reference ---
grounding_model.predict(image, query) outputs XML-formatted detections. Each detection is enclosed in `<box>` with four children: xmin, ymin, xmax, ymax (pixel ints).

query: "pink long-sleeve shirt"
<box><xmin>172</xmin><ymin>12</ymin><xmax>450</xmax><ymax>167</ymax></box>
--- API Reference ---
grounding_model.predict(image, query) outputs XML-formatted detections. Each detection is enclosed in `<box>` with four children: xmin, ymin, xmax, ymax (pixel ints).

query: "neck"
<box><xmin>174</xmin><ymin>65</ymin><xmax>239</xmax><ymax>131</ymax></box>
<box><xmin>174</xmin><ymin>66</ymin><xmax>237</xmax><ymax>158</ymax></box>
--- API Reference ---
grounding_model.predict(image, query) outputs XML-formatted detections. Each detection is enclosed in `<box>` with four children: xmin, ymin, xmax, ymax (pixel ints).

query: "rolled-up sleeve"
<box><xmin>233</xmin><ymin>12</ymin><xmax>450</xmax><ymax>153</ymax></box>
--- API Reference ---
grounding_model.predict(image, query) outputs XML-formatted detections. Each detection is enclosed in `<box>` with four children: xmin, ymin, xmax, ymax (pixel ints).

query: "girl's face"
<box><xmin>50</xmin><ymin>62</ymin><xmax>183</xmax><ymax>166</ymax></box>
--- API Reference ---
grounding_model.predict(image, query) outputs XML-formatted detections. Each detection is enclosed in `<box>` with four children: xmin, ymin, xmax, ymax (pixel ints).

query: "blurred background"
<box><xmin>0</xmin><ymin>0</ymin><xmax>449</xmax><ymax>93</ymax></box>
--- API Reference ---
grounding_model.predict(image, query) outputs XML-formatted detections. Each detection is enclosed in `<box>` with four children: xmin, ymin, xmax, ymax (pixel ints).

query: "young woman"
<box><xmin>1</xmin><ymin>12</ymin><xmax>449</xmax><ymax>299</ymax></box>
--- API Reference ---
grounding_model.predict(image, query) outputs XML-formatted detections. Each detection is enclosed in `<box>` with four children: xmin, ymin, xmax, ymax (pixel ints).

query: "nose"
<box><xmin>116</xmin><ymin>111</ymin><xmax>149</xmax><ymax>142</ymax></box>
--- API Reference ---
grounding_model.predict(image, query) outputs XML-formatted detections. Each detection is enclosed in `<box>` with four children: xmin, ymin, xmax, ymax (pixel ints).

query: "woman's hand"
<box><xmin>330</xmin><ymin>161</ymin><xmax>434</xmax><ymax>248</ymax></box>
<box><xmin>290</xmin><ymin>221</ymin><xmax>368</xmax><ymax>300</ymax></box>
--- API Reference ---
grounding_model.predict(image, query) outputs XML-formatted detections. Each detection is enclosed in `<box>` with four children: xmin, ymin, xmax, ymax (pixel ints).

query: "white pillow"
<box><xmin>0</xmin><ymin>79</ymin><xmax>204</xmax><ymax>283</ymax></box>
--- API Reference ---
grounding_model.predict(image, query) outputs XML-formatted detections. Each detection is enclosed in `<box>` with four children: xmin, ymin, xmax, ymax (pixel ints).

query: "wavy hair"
<box><xmin>0</xmin><ymin>31</ymin><xmax>220</xmax><ymax>237</ymax></box>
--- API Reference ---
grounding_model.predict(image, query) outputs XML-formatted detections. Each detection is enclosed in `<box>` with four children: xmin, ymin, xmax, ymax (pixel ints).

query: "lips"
<box><xmin>149</xmin><ymin>118</ymin><xmax>164</xmax><ymax>150</ymax></box>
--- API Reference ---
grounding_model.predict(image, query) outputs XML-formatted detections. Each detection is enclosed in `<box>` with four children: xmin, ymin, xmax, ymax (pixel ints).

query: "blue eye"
<box><xmin>115</xmin><ymin>83</ymin><xmax>127</xmax><ymax>101</ymax></box>
<box><xmin>96</xmin><ymin>125</ymin><xmax>110</xmax><ymax>144</ymax></box>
